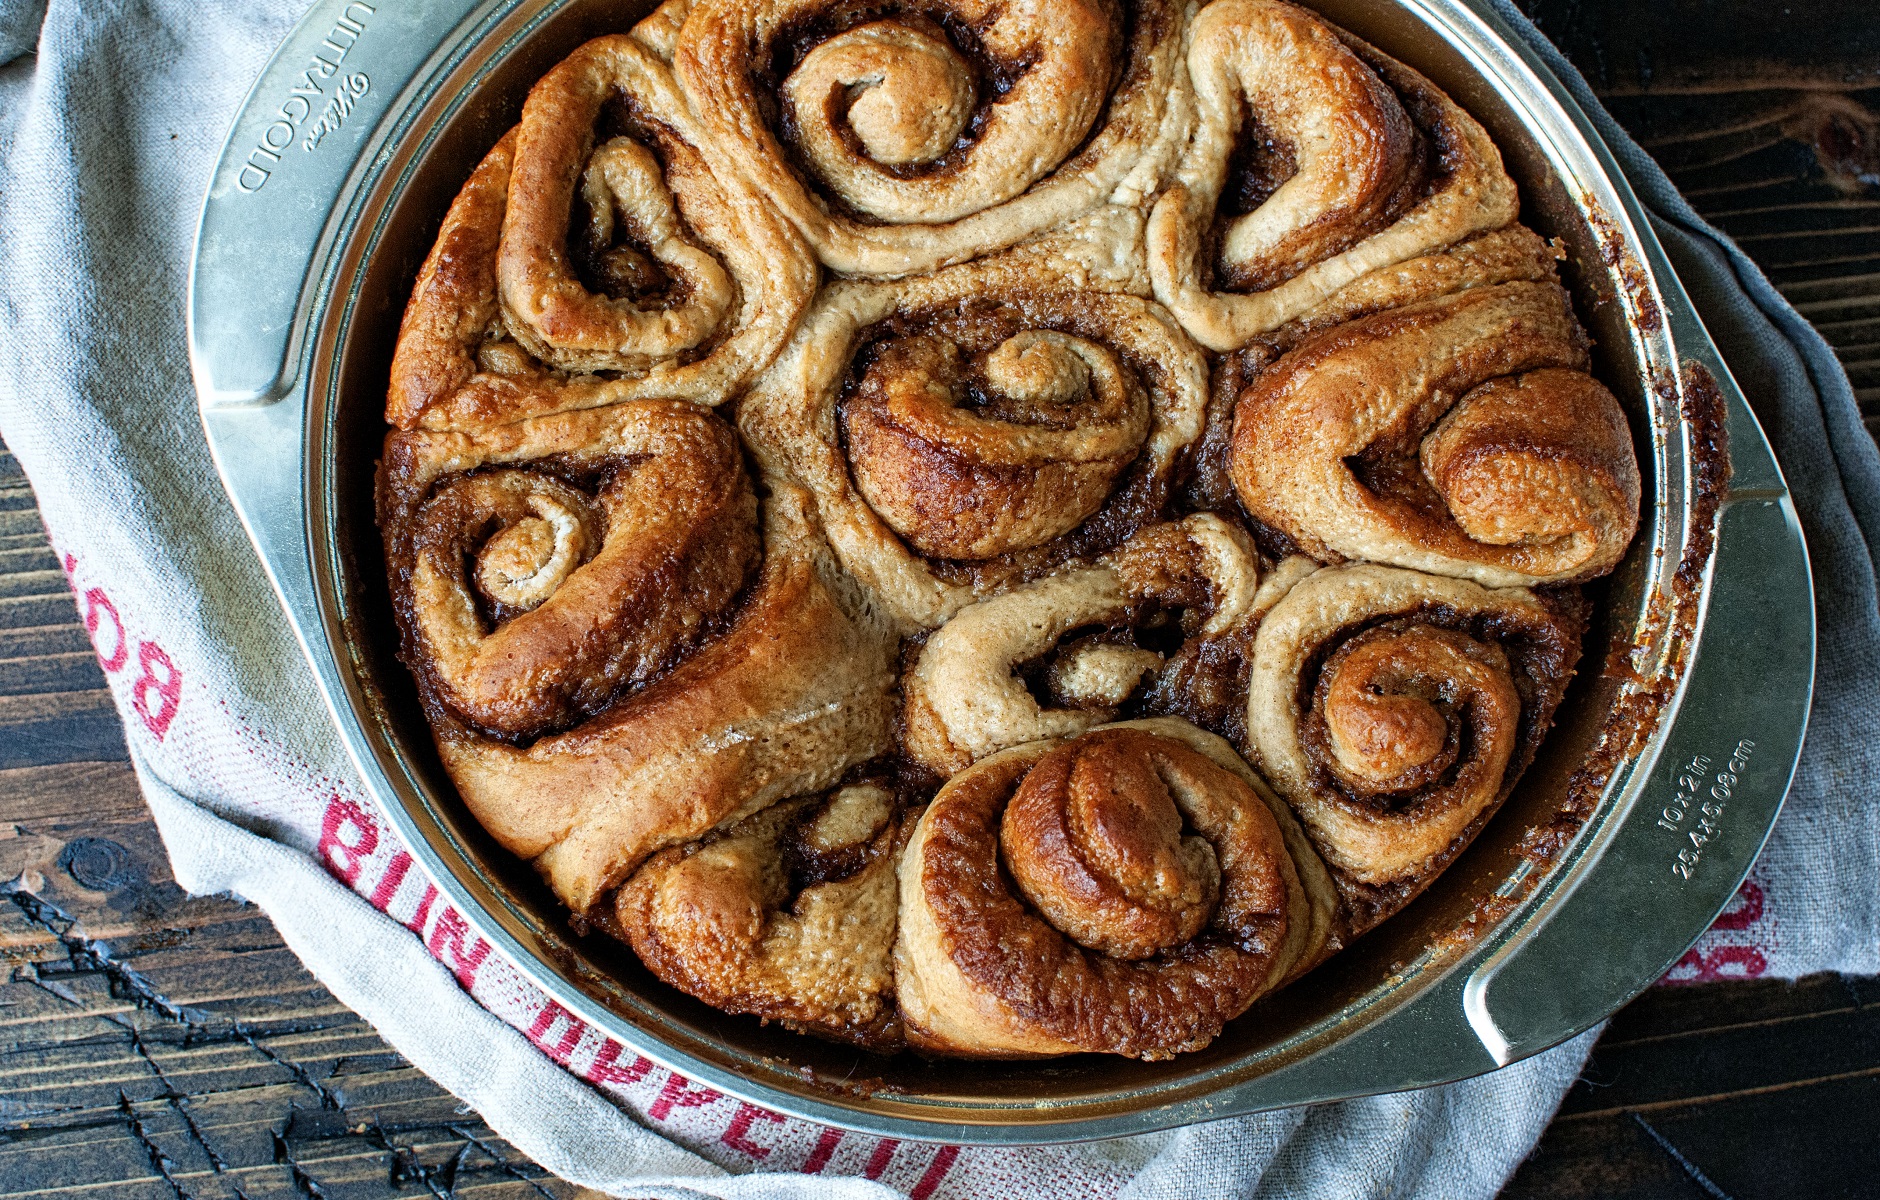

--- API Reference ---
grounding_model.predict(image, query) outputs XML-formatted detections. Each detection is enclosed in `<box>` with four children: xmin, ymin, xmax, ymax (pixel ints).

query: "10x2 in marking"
<box><xmin>1657</xmin><ymin>739</ymin><xmax>1755</xmax><ymax>880</ymax></box>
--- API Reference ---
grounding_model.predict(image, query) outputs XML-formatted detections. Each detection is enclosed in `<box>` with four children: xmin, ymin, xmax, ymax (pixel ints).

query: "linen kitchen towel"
<box><xmin>1</xmin><ymin>0</ymin><xmax>1874</xmax><ymax>1197</ymax></box>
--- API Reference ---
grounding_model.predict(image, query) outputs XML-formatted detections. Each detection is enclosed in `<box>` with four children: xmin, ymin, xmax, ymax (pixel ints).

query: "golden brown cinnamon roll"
<box><xmin>1146</xmin><ymin>0</ymin><xmax>1519</xmax><ymax>351</ymax></box>
<box><xmin>385</xmin><ymin>42</ymin><xmax>815</xmax><ymax>431</ymax></box>
<box><xmin>742</xmin><ymin>261</ymin><xmax>1209</xmax><ymax>626</ymax></box>
<box><xmin>669</xmin><ymin>0</ymin><xmax>1184</xmax><ymax>277</ymax></box>
<box><xmin>396</xmin><ymin>401</ymin><xmax>756</xmax><ymax>739</ymax></box>
<box><xmin>1181</xmin><ymin>224</ymin><xmax>1565</xmax><ymax>516</ymax></box>
<box><xmin>896</xmin><ymin>720</ymin><xmax>1335</xmax><ymax>1059</ymax></box>
<box><xmin>618</xmin><ymin>783</ymin><xmax>904</xmax><ymax>1048</ymax></box>
<box><xmin>380</xmin><ymin>405</ymin><xmax>897</xmax><ymax>913</ymax></box>
<box><xmin>1247</xmin><ymin>563</ymin><xmax>1585</xmax><ymax>933</ymax></box>
<box><xmin>1229</xmin><ymin>281</ymin><xmax>1641</xmax><ymax>586</ymax></box>
<box><xmin>901</xmin><ymin>516</ymin><xmax>1306</xmax><ymax>775</ymax></box>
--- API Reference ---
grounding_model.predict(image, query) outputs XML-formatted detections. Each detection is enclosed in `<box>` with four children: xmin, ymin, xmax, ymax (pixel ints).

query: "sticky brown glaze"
<box><xmin>1249</xmin><ymin>563</ymin><xmax>1586</xmax><ymax>935</ymax></box>
<box><xmin>743</xmin><ymin>259</ymin><xmax>1207</xmax><ymax>628</ymax></box>
<box><xmin>841</xmin><ymin>330</ymin><xmax>1149</xmax><ymax>560</ymax></box>
<box><xmin>1230</xmin><ymin>280</ymin><xmax>1641</xmax><ymax>587</ymax></box>
<box><xmin>896</xmin><ymin>721</ymin><xmax>1334</xmax><ymax>1059</ymax></box>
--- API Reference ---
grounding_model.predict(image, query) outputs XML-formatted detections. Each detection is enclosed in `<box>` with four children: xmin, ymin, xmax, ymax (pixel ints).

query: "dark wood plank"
<box><xmin>1508</xmin><ymin>986</ymin><xmax>1880</xmax><ymax>1199</ymax></box>
<box><xmin>0</xmin><ymin>757</ymin><xmax>574</xmax><ymax>1200</ymax></box>
<box><xmin>1518</xmin><ymin>0</ymin><xmax>1880</xmax><ymax>94</ymax></box>
<box><xmin>0</xmin><ymin>450</ymin><xmax>125</xmax><ymax>770</ymax></box>
<box><xmin>1525</xmin><ymin>0</ymin><xmax>1880</xmax><ymax>431</ymax></box>
<box><xmin>0</xmin><ymin>446</ymin><xmax>568</xmax><ymax>1199</ymax></box>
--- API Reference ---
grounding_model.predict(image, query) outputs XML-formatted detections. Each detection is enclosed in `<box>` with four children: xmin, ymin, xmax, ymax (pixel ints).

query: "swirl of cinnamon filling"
<box><xmin>743</xmin><ymin>261</ymin><xmax>1208</xmax><ymax>626</ymax></box>
<box><xmin>385</xmin><ymin>45</ymin><xmax>815</xmax><ymax>431</ymax></box>
<box><xmin>499</xmin><ymin>32</ymin><xmax>816</xmax><ymax>378</ymax></box>
<box><xmin>398</xmin><ymin>401</ymin><xmax>757</xmax><ymax>739</ymax></box>
<box><xmin>1248</xmin><ymin>563</ymin><xmax>1584</xmax><ymax>932</ymax></box>
<box><xmin>896</xmin><ymin>720</ymin><xmax>1334</xmax><ymax>1059</ymax></box>
<box><xmin>1229</xmin><ymin>281</ymin><xmax>1641</xmax><ymax>587</ymax></box>
<box><xmin>903</xmin><ymin>516</ymin><xmax>1304</xmax><ymax>775</ymax></box>
<box><xmin>844</xmin><ymin>330</ymin><xmax>1150</xmax><ymax>560</ymax></box>
<box><xmin>618</xmin><ymin>783</ymin><xmax>903</xmax><ymax>1048</ymax></box>
<box><xmin>382</xmin><ymin>405</ymin><xmax>898</xmax><ymax>913</ymax></box>
<box><xmin>1146</xmin><ymin>0</ymin><xmax>1518</xmax><ymax>352</ymax></box>
<box><xmin>670</xmin><ymin>0</ymin><xmax>1184</xmax><ymax>276</ymax></box>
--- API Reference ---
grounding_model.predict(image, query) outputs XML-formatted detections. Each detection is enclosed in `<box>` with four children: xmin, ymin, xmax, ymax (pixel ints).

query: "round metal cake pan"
<box><xmin>189</xmin><ymin>0</ymin><xmax>1817</xmax><ymax>1143</ymax></box>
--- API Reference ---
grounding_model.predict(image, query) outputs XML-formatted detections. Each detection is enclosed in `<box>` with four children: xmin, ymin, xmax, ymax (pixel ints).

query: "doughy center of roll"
<box><xmin>475</xmin><ymin>504</ymin><xmax>589</xmax><ymax>611</ymax></box>
<box><xmin>1001</xmin><ymin>733</ymin><xmax>1224</xmax><ymax>959</ymax></box>
<box><xmin>792</xmin><ymin>23</ymin><xmax>976</xmax><ymax>168</ymax></box>
<box><xmin>983</xmin><ymin>330</ymin><xmax>1099</xmax><ymax>412</ymax></box>
<box><xmin>1317</xmin><ymin>625</ymin><xmax>1518</xmax><ymax>795</ymax></box>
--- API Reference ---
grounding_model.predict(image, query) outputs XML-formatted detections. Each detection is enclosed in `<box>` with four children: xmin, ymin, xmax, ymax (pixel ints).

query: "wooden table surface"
<box><xmin>3</xmin><ymin>2</ymin><xmax>1877</xmax><ymax>1196</ymax></box>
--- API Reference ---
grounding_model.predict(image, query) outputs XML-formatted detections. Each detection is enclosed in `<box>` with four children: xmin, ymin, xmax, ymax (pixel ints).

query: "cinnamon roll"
<box><xmin>618</xmin><ymin>782</ymin><xmax>904</xmax><ymax>1048</ymax></box>
<box><xmin>1230</xmin><ymin>280</ymin><xmax>1641</xmax><ymax>586</ymax></box>
<box><xmin>1146</xmin><ymin>0</ymin><xmax>1519</xmax><ymax>351</ymax></box>
<box><xmin>385</xmin><ymin>38</ymin><xmax>815</xmax><ymax>432</ymax></box>
<box><xmin>896</xmin><ymin>719</ymin><xmax>1335</xmax><ymax>1059</ymax></box>
<box><xmin>1247</xmin><ymin>563</ymin><xmax>1585</xmax><ymax>932</ymax></box>
<box><xmin>669</xmin><ymin>0</ymin><xmax>1184</xmax><ymax>277</ymax></box>
<box><xmin>1181</xmin><ymin>222</ymin><xmax>1565</xmax><ymax>517</ymax></box>
<box><xmin>379</xmin><ymin>404</ymin><xmax>897</xmax><ymax>913</ymax></box>
<box><xmin>902</xmin><ymin>515</ymin><xmax>1310</xmax><ymax>775</ymax></box>
<box><xmin>743</xmin><ymin>260</ymin><xmax>1209</xmax><ymax>626</ymax></box>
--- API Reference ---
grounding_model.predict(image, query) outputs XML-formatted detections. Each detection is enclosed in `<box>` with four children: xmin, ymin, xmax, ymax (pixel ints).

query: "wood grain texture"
<box><xmin>0</xmin><ymin>450</ymin><xmax>572</xmax><ymax>1200</ymax></box>
<box><xmin>0</xmin><ymin>450</ymin><xmax>124</xmax><ymax>770</ymax></box>
<box><xmin>1521</xmin><ymin>0</ymin><xmax>1880</xmax><ymax>436</ymax></box>
<box><xmin>2</xmin><ymin>4</ymin><xmax>1878</xmax><ymax>1195</ymax></box>
<box><xmin>0</xmin><ymin>760</ymin><xmax>574</xmax><ymax>1200</ymax></box>
<box><xmin>1507</xmin><ymin>975</ymin><xmax>1880</xmax><ymax>1198</ymax></box>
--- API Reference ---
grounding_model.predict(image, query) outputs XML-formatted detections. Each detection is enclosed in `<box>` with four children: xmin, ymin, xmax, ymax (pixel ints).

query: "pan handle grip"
<box><xmin>189</xmin><ymin>0</ymin><xmax>488</xmax><ymax>408</ymax></box>
<box><xmin>1462</xmin><ymin>360</ymin><xmax>1814</xmax><ymax>1064</ymax></box>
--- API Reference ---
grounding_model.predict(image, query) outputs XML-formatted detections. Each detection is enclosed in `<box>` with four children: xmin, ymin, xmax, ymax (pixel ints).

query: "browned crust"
<box><xmin>836</xmin><ymin>285</ymin><xmax>1199</xmax><ymax>593</ymax></box>
<box><xmin>1209</xmin><ymin>0</ymin><xmax>1422</xmax><ymax>293</ymax></box>
<box><xmin>391</xmin><ymin>402</ymin><xmax>759</xmax><ymax>737</ymax></box>
<box><xmin>617</xmin><ymin>791</ymin><xmax>906</xmax><ymax>1049</ymax></box>
<box><xmin>914</xmin><ymin>729</ymin><xmax>1306</xmax><ymax>1060</ymax></box>
<box><xmin>385</xmin><ymin>133</ymin><xmax>516</xmax><ymax>431</ymax></box>
<box><xmin>1291</xmin><ymin>590</ymin><xmax>1588</xmax><ymax>936</ymax></box>
<box><xmin>1229</xmin><ymin>280</ymin><xmax>1640</xmax><ymax>585</ymax></box>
